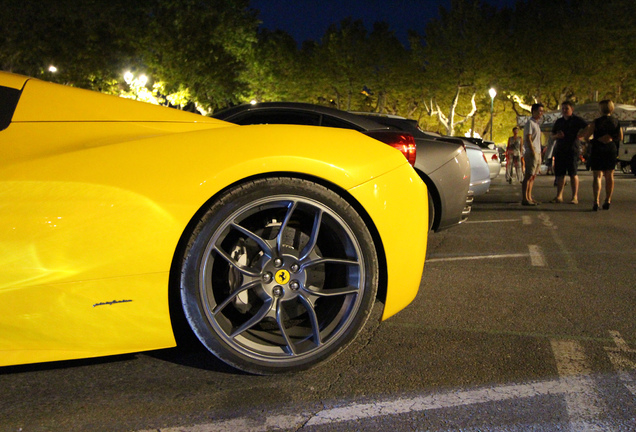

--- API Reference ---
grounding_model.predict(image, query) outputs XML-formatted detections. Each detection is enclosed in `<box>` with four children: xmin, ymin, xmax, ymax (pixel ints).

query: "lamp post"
<box><xmin>488</xmin><ymin>88</ymin><xmax>497</xmax><ymax>141</ymax></box>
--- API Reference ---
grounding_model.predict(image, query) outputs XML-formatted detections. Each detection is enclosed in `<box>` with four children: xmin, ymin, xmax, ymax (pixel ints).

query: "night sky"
<box><xmin>250</xmin><ymin>0</ymin><xmax>518</xmax><ymax>45</ymax></box>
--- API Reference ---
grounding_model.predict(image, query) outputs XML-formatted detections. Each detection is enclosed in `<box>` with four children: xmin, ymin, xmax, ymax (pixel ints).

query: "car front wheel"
<box><xmin>179</xmin><ymin>177</ymin><xmax>378</xmax><ymax>374</ymax></box>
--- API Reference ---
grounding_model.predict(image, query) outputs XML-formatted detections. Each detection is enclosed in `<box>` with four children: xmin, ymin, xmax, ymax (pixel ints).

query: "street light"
<box><xmin>488</xmin><ymin>88</ymin><xmax>497</xmax><ymax>141</ymax></box>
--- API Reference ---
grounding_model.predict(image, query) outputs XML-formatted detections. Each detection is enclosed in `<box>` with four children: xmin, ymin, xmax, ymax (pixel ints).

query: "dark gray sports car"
<box><xmin>214</xmin><ymin>103</ymin><xmax>472</xmax><ymax>232</ymax></box>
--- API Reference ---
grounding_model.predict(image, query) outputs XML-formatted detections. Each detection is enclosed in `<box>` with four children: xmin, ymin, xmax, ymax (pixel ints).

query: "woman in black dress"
<box><xmin>580</xmin><ymin>100</ymin><xmax>623</xmax><ymax>211</ymax></box>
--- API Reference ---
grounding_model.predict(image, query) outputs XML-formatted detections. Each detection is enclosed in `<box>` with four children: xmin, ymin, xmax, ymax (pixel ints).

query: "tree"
<box><xmin>309</xmin><ymin>18</ymin><xmax>374</xmax><ymax>111</ymax></box>
<box><xmin>413</xmin><ymin>0</ymin><xmax>503</xmax><ymax>136</ymax></box>
<box><xmin>0</xmin><ymin>0</ymin><xmax>139</xmax><ymax>92</ymax></box>
<box><xmin>242</xmin><ymin>29</ymin><xmax>302</xmax><ymax>104</ymax></box>
<box><xmin>365</xmin><ymin>22</ymin><xmax>421</xmax><ymax>115</ymax></box>
<box><xmin>140</xmin><ymin>0</ymin><xmax>259</xmax><ymax>111</ymax></box>
<box><xmin>1</xmin><ymin>0</ymin><xmax>260</xmax><ymax>111</ymax></box>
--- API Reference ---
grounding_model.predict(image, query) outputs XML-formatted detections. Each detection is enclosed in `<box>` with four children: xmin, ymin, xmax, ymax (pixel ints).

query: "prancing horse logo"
<box><xmin>275</xmin><ymin>269</ymin><xmax>290</xmax><ymax>284</ymax></box>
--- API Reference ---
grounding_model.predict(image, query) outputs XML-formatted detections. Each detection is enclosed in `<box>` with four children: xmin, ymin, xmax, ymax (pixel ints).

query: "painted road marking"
<box><xmin>138</xmin><ymin>380</ymin><xmax>566</xmax><ymax>432</ymax></box>
<box><xmin>427</xmin><ymin>245</ymin><xmax>545</xmax><ymax>266</ymax></box>
<box><xmin>426</xmin><ymin>253</ymin><xmax>528</xmax><ymax>263</ymax></box>
<box><xmin>540</xmin><ymin>212</ymin><xmax>578</xmax><ymax>271</ymax></box>
<box><xmin>137</xmin><ymin>338</ymin><xmax>618</xmax><ymax>432</ymax></box>
<box><xmin>551</xmin><ymin>339</ymin><xmax>606</xmax><ymax>432</ymax></box>
<box><xmin>304</xmin><ymin>381</ymin><xmax>564</xmax><ymax>426</ymax></box>
<box><xmin>465</xmin><ymin>218</ymin><xmax>522</xmax><ymax>224</ymax></box>
<box><xmin>605</xmin><ymin>330</ymin><xmax>636</xmax><ymax>397</ymax></box>
<box><xmin>528</xmin><ymin>244</ymin><xmax>546</xmax><ymax>266</ymax></box>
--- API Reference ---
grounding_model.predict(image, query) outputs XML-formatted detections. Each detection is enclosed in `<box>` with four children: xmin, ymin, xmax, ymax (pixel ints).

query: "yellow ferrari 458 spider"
<box><xmin>0</xmin><ymin>72</ymin><xmax>428</xmax><ymax>374</ymax></box>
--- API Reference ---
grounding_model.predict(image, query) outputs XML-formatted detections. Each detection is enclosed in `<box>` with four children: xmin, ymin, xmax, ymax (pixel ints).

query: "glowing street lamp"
<box><xmin>488</xmin><ymin>88</ymin><xmax>497</xmax><ymax>141</ymax></box>
<box><xmin>48</xmin><ymin>65</ymin><xmax>57</xmax><ymax>73</ymax></box>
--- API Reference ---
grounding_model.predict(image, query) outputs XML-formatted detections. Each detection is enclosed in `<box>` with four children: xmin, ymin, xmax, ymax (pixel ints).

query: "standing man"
<box><xmin>550</xmin><ymin>101</ymin><xmax>588</xmax><ymax>204</ymax></box>
<box><xmin>522</xmin><ymin>103</ymin><xmax>544</xmax><ymax>206</ymax></box>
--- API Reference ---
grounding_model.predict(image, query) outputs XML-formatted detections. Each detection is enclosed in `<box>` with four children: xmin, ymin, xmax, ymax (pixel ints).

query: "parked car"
<box><xmin>401</xmin><ymin>129</ymin><xmax>491</xmax><ymax>197</ymax></box>
<box><xmin>464</xmin><ymin>142</ymin><xmax>493</xmax><ymax>195</ymax></box>
<box><xmin>464</xmin><ymin>138</ymin><xmax>500</xmax><ymax>179</ymax></box>
<box><xmin>498</xmin><ymin>145</ymin><xmax>507</xmax><ymax>167</ymax></box>
<box><xmin>353</xmin><ymin>113</ymin><xmax>473</xmax><ymax>226</ymax></box>
<box><xmin>618</xmin><ymin>126</ymin><xmax>636</xmax><ymax>175</ymax></box>
<box><xmin>215</xmin><ymin>103</ymin><xmax>472</xmax><ymax>232</ymax></box>
<box><xmin>0</xmin><ymin>72</ymin><xmax>429</xmax><ymax>375</ymax></box>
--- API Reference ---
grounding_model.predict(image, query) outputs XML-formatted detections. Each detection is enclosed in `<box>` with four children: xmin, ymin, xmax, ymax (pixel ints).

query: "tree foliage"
<box><xmin>141</xmin><ymin>0</ymin><xmax>258</xmax><ymax>111</ymax></box>
<box><xmin>0</xmin><ymin>0</ymin><xmax>259</xmax><ymax>111</ymax></box>
<box><xmin>2</xmin><ymin>0</ymin><xmax>635</xmax><ymax>141</ymax></box>
<box><xmin>411</xmin><ymin>0</ymin><xmax>504</xmax><ymax>136</ymax></box>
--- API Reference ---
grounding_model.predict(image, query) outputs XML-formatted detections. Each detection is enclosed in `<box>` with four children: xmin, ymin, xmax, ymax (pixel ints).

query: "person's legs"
<box><xmin>567</xmin><ymin>154</ymin><xmax>579</xmax><ymax>203</ymax></box>
<box><xmin>553</xmin><ymin>155</ymin><xmax>566</xmax><ymax>201</ymax></box>
<box><xmin>592</xmin><ymin>170</ymin><xmax>602</xmax><ymax>210</ymax></box>
<box><xmin>522</xmin><ymin>155</ymin><xmax>539</xmax><ymax>204</ymax></box>
<box><xmin>522</xmin><ymin>174</ymin><xmax>535</xmax><ymax>204</ymax></box>
<box><xmin>528</xmin><ymin>177</ymin><xmax>536</xmax><ymax>203</ymax></box>
<box><xmin>554</xmin><ymin>176</ymin><xmax>565</xmax><ymax>200</ymax></box>
<box><xmin>522</xmin><ymin>177</ymin><xmax>529</xmax><ymax>203</ymax></box>
<box><xmin>505</xmin><ymin>155</ymin><xmax>513</xmax><ymax>182</ymax></box>
<box><xmin>604</xmin><ymin>169</ymin><xmax>614</xmax><ymax>207</ymax></box>
<box><xmin>570</xmin><ymin>175</ymin><xmax>579</xmax><ymax>203</ymax></box>
<box><xmin>515</xmin><ymin>157</ymin><xmax>523</xmax><ymax>182</ymax></box>
<box><xmin>522</xmin><ymin>155</ymin><xmax>530</xmax><ymax>203</ymax></box>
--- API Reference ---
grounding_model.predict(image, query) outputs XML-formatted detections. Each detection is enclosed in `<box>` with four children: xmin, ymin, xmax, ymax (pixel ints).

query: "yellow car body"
<box><xmin>0</xmin><ymin>72</ymin><xmax>428</xmax><ymax>369</ymax></box>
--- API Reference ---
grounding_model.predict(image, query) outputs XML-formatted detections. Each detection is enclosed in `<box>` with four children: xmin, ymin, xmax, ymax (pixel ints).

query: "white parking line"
<box><xmin>426</xmin><ymin>253</ymin><xmax>528</xmax><ymax>263</ymax></box>
<box><xmin>605</xmin><ymin>330</ymin><xmax>636</xmax><ymax>397</ymax></box>
<box><xmin>463</xmin><ymin>217</ymin><xmax>532</xmax><ymax>225</ymax></box>
<box><xmin>608</xmin><ymin>330</ymin><xmax>636</xmax><ymax>353</ymax></box>
<box><xmin>139</xmin><ymin>380</ymin><xmax>566</xmax><ymax>432</ymax></box>
<box><xmin>305</xmin><ymin>381</ymin><xmax>565</xmax><ymax>426</ymax></box>
<box><xmin>428</xmin><ymin>246</ymin><xmax>545</xmax><ymax>266</ymax></box>
<box><xmin>528</xmin><ymin>244</ymin><xmax>546</xmax><ymax>266</ymax></box>
<box><xmin>137</xmin><ymin>339</ymin><xmax>614</xmax><ymax>432</ymax></box>
<box><xmin>465</xmin><ymin>218</ymin><xmax>522</xmax><ymax>224</ymax></box>
<box><xmin>550</xmin><ymin>339</ymin><xmax>607</xmax><ymax>431</ymax></box>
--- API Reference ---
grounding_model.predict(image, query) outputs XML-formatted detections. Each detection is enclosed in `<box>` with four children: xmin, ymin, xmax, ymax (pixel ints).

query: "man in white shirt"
<box><xmin>522</xmin><ymin>103</ymin><xmax>544</xmax><ymax>205</ymax></box>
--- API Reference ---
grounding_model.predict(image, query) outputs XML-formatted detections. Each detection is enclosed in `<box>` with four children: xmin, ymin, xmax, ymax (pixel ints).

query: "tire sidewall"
<box><xmin>180</xmin><ymin>177</ymin><xmax>379</xmax><ymax>374</ymax></box>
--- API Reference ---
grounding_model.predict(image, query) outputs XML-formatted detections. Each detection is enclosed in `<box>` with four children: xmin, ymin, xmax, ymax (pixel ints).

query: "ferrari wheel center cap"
<box><xmin>274</xmin><ymin>269</ymin><xmax>290</xmax><ymax>285</ymax></box>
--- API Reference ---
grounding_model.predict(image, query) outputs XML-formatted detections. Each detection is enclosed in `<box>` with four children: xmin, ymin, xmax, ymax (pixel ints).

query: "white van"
<box><xmin>618</xmin><ymin>127</ymin><xmax>636</xmax><ymax>175</ymax></box>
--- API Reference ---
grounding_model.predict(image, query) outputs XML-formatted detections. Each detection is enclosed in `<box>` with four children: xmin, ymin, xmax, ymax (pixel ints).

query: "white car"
<box><xmin>465</xmin><ymin>143</ymin><xmax>492</xmax><ymax>195</ymax></box>
<box><xmin>464</xmin><ymin>138</ymin><xmax>500</xmax><ymax>180</ymax></box>
<box><xmin>414</xmin><ymin>131</ymin><xmax>491</xmax><ymax>196</ymax></box>
<box><xmin>618</xmin><ymin>127</ymin><xmax>636</xmax><ymax>175</ymax></box>
<box><xmin>481</xmin><ymin>141</ymin><xmax>502</xmax><ymax>179</ymax></box>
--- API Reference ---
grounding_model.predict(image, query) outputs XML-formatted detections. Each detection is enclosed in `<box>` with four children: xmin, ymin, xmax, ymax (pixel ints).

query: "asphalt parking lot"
<box><xmin>1</xmin><ymin>168</ymin><xmax>635</xmax><ymax>432</ymax></box>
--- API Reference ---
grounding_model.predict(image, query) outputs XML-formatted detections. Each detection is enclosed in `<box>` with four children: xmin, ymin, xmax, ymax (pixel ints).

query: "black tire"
<box><xmin>179</xmin><ymin>177</ymin><xmax>378</xmax><ymax>374</ymax></box>
<box><xmin>427</xmin><ymin>190</ymin><xmax>435</xmax><ymax>232</ymax></box>
<box><xmin>631</xmin><ymin>157</ymin><xmax>636</xmax><ymax>176</ymax></box>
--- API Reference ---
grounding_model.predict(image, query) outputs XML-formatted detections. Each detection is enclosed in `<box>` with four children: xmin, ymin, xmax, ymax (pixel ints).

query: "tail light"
<box><xmin>491</xmin><ymin>154</ymin><xmax>499</xmax><ymax>161</ymax></box>
<box><xmin>363</xmin><ymin>131</ymin><xmax>417</xmax><ymax>166</ymax></box>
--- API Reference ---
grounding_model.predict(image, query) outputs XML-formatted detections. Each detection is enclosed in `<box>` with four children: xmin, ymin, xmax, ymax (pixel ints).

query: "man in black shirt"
<box><xmin>550</xmin><ymin>101</ymin><xmax>588</xmax><ymax>204</ymax></box>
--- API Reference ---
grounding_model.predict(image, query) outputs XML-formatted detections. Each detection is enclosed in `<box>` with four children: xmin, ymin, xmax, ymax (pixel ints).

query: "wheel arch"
<box><xmin>167</xmin><ymin>171</ymin><xmax>389</xmax><ymax>346</ymax></box>
<box><xmin>416</xmin><ymin>168</ymin><xmax>440</xmax><ymax>232</ymax></box>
